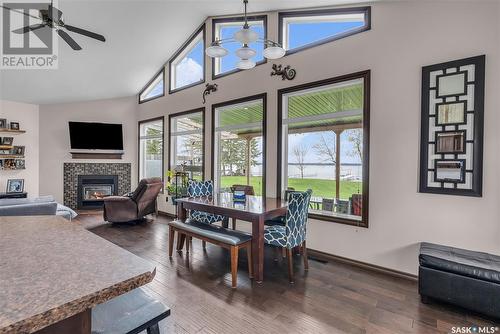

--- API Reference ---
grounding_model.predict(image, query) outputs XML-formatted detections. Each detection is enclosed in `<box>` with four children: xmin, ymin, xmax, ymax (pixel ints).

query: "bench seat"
<box><xmin>92</xmin><ymin>287</ymin><xmax>170</xmax><ymax>334</ymax></box>
<box><xmin>420</xmin><ymin>242</ymin><xmax>500</xmax><ymax>284</ymax></box>
<box><xmin>419</xmin><ymin>242</ymin><xmax>500</xmax><ymax>320</ymax></box>
<box><xmin>169</xmin><ymin>219</ymin><xmax>251</xmax><ymax>245</ymax></box>
<box><xmin>168</xmin><ymin>219</ymin><xmax>253</xmax><ymax>288</ymax></box>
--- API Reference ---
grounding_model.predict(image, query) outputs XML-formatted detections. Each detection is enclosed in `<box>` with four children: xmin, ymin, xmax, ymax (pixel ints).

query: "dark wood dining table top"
<box><xmin>175</xmin><ymin>193</ymin><xmax>287</xmax><ymax>218</ymax></box>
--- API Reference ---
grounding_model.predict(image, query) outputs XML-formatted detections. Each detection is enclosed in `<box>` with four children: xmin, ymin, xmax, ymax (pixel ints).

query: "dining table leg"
<box><xmin>252</xmin><ymin>216</ymin><xmax>265</xmax><ymax>283</ymax></box>
<box><xmin>35</xmin><ymin>309</ymin><xmax>91</xmax><ymax>334</ymax></box>
<box><xmin>177</xmin><ymin>201</ymin><xmax>186</xmax><ymax>222</ymax></box>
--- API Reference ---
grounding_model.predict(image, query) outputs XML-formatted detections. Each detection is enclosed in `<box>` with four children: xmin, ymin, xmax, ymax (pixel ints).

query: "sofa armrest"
<box><xmin>103</xmin><ymin>196</ymin><xmax>137</xmax><ymax>223</ymax></box>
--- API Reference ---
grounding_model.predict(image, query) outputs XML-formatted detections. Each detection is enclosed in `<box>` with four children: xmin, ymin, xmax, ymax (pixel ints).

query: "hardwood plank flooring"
<box><xmin>78</xmin><ymin>212</ymin><xmax>499</xmax><ymax>333</ymax></box>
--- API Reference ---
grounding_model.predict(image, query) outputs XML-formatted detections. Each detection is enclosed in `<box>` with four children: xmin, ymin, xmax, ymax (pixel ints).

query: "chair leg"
<box><xmin>302</xmin><ymin>241</ymin><xmax>309</xmax><ymax>271</ymax></box>
<box><xmin>247</xmin><ymin>244</ymin><xmax>253</xmax><ymax>278</ymax></box>
<box><xmin>147</xmin><ymin>323</ymin><xmax>160</xmax><ymax>334</ymax></box>
<box><xmin>230</xmin><ymin>246</ymin><xmax>239</xmax><ymax>288</ymax></box>
<box><xmin>202</xmin><ymin>240</ymin><xmax>207</xmax><ymax>249</ymax></box>
<box><xmin>273</xmin><ymin>247</ymin><xmax>279</xmax><ymax>261</ymax></box>
<box><xmin>168</xmin><ymin>226</ymin><xmax>175</xmax><ymax>257</ymax></box>
<box><xmin>177</xmin><ymin>233</ymin><xmax>186</xmax><ymax>251</ymax></box>
<box><xmin>232</xmin><ymin>218</ymin><xmax>236</xmax><ymax>230</ymax></box>
<box><xmin>282</xmin><ymin>247</ymin><xmax>286</xmax><ymax>258</ymax></box>
<box><xmin>185</xmin><ymin>235</ymin><xmax>190</xmax><ymax>253</ymax></box>
<box><xmin>286</xmin><ymin>248</ymin><xmax>294</xmax><ymax>284</ymax></box>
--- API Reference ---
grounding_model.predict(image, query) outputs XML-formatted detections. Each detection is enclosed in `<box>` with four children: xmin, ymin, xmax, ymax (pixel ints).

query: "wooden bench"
<box><xmin>92</xmin><ymin>287</ymin><xmax>170</xmax><ymax>334</ymax></box>
<box><xmin>168</xmin><ymin>219</ymin><xmax>253</xmax><ymax>288</ymax></box>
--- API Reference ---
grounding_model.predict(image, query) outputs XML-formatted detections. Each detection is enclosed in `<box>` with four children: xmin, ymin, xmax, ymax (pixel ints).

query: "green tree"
<box><xmin>146</xmin><ymin>127</ymin><xmax>162</xmax><ymax>155</ymax></box>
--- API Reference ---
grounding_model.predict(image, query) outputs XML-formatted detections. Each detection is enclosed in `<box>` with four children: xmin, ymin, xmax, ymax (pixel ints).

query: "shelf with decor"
<box><xmin>0</xmin><ymin>119</ymin><xmax>26</xmax><ymax>171</ymax></box>
<box><xmin>0</xmin><ymin>129</ymin><xmax>26</xmax><ymax>134</ymax></box>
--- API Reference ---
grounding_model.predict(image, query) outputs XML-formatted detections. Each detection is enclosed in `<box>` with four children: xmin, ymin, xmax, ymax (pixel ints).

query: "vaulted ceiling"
<box><xmin>0</xmin><ymin>0</ymin><xmax>373</xmax><ymax>105</ymax></box>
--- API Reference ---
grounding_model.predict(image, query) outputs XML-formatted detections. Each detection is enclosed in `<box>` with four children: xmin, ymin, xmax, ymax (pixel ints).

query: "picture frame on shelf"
<box><xmin>12</xmin><ymin>146</ymin><xmax>25</xmax><ymax>156</ymax></box>
<box><xmin>0</xmin><ymin>160</ymin><xmax>3</xmax><ymax>169</ymax></box>
<box><xmin>15</xmin><ymin>159</ymin><xmax>25</xmax><ymax>169</ymax></box>
<box><xmin>1</xmin><ymin>137</ymin><xmax>13</xmax><ymax>145</ymax></box>
<box><xmin>9</xmin><ymin>122</ymin><xmax>20</xmax><ymax>130</ymax></box>
<box><xmin>0</xmin><ymin>119</ymin><xmax>6</xmax><ymax>129</ymax></box>
<box><xmin>6</xmin><ymin>179</ymin><xmax>24</xmax><ymax>193</ymax></box>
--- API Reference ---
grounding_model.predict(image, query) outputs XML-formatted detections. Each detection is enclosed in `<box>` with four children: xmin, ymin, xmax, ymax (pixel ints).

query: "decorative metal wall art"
<box><xmin>270</xmin><ymin>64</ymin><xmax>296</xmax><ymax>81</ymax></box>
<box><xmin>419</xmin><ymin>55</ymin><xmax>485</xmax><ymax>196</ymax></box>
<box><xmin>202</xmin><ymin>83</ymin><xmax>218</xmax><ymax>104</ymax></box>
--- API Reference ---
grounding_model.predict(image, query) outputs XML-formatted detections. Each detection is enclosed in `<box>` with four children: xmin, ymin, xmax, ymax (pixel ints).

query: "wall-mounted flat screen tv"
<box><xmin>69</xmin><ymin>122</ymin><xmax>124</xmax><ymax>150</ymax></box>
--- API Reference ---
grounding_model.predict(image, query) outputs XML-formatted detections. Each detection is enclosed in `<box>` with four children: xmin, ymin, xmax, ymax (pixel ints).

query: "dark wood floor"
<box><xmin>77</xmin><ymin>212</ymin><xmax>499</xmax><ymax>333</ymax></box>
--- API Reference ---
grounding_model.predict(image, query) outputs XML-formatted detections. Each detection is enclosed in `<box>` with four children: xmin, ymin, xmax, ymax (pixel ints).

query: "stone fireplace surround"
<box><xmin>63</xmin><ymin>163</ymin><xmax>131</xmax><ymax>210</ymax></box>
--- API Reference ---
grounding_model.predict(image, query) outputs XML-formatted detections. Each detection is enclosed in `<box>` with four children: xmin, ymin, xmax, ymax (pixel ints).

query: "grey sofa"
<box><xmin>0</xmin><ymin>196</ymin><xmax>77</xmax><ymax>220</ymax></box>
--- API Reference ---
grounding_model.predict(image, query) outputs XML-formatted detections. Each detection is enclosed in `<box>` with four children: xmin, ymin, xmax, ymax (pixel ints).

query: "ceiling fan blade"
<box><xmin>64</xmin><ymin>25</ymin><xmax>105</xmax><ymax>42</ymax></box>
<box><xmin>12</xmin><ymin>23</ymin><xmax>45</xmax><ymax>34</ymax></box>
<box><xmin>57</xmin><ymin>29</ymin><xmax>82</xmax><ymax>50</ymax></box>
<box><xmin>0</xmin><ymin>4</ymin><xmax>41</xmax><ymax>20</ymax></box>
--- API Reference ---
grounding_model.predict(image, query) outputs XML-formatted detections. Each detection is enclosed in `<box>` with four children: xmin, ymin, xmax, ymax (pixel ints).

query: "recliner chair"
<box><xmin>103</xmin><ymin>177</ymin><xmax>163</xmax><ymax>223</ymax></box>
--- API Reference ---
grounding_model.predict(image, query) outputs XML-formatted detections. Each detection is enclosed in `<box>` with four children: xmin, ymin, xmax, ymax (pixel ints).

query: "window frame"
<box><xmin>168</xmin><ymin>23</ymin><xmax>206</xmax><ymax>94</ymax></box>
<box><xmin>138</xmin><ymin>68</ymin><xmax>165</xmax><ymax>104</ymax></box>
<box><xmin>277</xmin><ymin>70</ymin><xmax>370</xmax><ymax>227</ymax></box>
<box><xmin>211</xmin><ymin>93</ymin><xmax>267</xmax><ymax>197</ymax></box>
<box><xmin>278</xmin><ymin>6</ymin><xmax>371</xmax><ymax>56</ymax></box>
<box><xmin>138</xmin><ymin>116</ymin><xmax>165</xmax><ymax>189</ymax></box>
<box><xmin>167</xmin><ymin>107</ymin><xmax>206</xmax><ymax>181</ymax></box>
<box><xmin>211</xmin><ymin>15</ymin><xmax>268</xmax><ymax>80</ymax></box>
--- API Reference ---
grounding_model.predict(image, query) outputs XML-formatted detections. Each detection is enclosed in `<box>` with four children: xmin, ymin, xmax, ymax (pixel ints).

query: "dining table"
<box><xmin>175</xmin><ymin>193</ymin><xmax>287</xmax><ymax>283</ymax></box>
<box><xmin>0</xmin><ymin>216</ymin><xmax>156</xmax><ymax>334</ymax></box>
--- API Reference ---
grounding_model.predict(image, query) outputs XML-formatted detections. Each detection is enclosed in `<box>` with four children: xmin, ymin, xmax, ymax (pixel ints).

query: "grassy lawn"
<box><xmin>220</xmin><ymin>176</ymin><xmax>362</xmax><ymax>199</ymax></box>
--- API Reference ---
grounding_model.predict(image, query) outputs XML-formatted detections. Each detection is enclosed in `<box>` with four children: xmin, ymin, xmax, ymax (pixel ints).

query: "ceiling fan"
<box><xmin>1</xmin><ymin>0</ymin><xmax>105</xmax><ymax>50</ymax></box>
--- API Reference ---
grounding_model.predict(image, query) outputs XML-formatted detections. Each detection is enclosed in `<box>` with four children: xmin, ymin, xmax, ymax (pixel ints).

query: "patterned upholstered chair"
<box><xmin>264</xmin><ymin>187</ymin><xmax>295</xmax><ymax>227</ymax></box>
<box><xmin>264</xmin><ymin>189</ymin><xmax>312</xmax><ymax>283</ymax></box>
<box><xmin>187</xmin><ymin>180</ymin><xmax>229</xmax><ymax>247</ymax></box>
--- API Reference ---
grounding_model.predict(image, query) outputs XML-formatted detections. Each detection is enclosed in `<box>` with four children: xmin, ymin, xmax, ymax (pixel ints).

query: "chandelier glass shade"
<box><xmin>205</xmin><ymin>0</ymin><xmax>285</xmax><ymax>69</ymax></box>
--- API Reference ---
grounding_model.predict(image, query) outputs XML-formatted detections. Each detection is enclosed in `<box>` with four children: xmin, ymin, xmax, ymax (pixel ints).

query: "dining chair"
<box><xmin>229</xmin><ymin>184</ymin><xmax>255</xmax><ymax>229</ymax></box>
<box><xmin>186</xmin><ymin>180</ymin><xmax>229</xmax><ymax>248</ymax></box>
<box><xmin>263</xmin><ymin>189</ymin><xmax>312</xmax><ymax>283</ymax></box>
<box><xmin>263</xmin><ymin>187</ymin><xmax>295</xmax><ymax>227</ymax></box>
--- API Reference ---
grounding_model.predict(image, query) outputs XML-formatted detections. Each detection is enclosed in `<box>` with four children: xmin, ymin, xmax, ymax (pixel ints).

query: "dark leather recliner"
<box><xmin>103</xmin><ymin>177</ymin><xmax>163</xmax><ymax>223</ymax></box>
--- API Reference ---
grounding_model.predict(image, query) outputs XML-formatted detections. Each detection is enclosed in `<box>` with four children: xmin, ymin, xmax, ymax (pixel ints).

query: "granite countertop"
<box><xmin>0</xmin><ymin>216</ymin><xmax>156</xmax><ymax>334</ymax></box>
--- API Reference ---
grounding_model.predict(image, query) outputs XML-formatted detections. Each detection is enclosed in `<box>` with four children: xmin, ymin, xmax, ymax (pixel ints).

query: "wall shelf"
<box><xmin>70</xmin><ymin>152</ymin><xmax>124</xmax><ymax>160</ymax></box>
<box><xmin>0</xmin><ymin>129</ymin><xmax>26</xmax><ymax>134</ymax></box>
<box><xmin>0</xmin><ymin>155</ymin><xmax>24</xmax><ymax>159</ymax></box>
<box><xmin>0</xmin><ymin>145</ymin><xmax>14</xmax><ymax>150</ymax></box>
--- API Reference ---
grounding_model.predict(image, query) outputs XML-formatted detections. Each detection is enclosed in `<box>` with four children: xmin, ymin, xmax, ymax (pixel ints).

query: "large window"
<box><xmin>169</xmin><ymin>25</ymin><xmax>205</xmax><ymax>93</ymax></box>
<box><xmin>278</xmin><ymin>72</ymin><xmax>370</xmax><ymax>227</ymax></box>
<box><xmin>139</xmin><ymin>117</ymin><xmax>164</xmax><ymax>182</ymax></box>
<box><xmin>139</xmin><ymin>69</ymin><xmax>164</xmax><ymax>103</ymax></box>
<box><xmin>168</xmin><ymin>109</ymin><xmax>204</xmax><ymax>180</ymax></box>
<box><xmin>212</xmin><ymin>16</ymin><xmax>266</xmax><ymax>78</ymax></box>
<box><xmin>212</xmin><ymin>95</ymin><xmax>266</xmax><ymax>196</ymax></box>
<box><xmin>279</xmin><ymin>7</ymin><xmax>370</xmax><ymax>54</ymax></box>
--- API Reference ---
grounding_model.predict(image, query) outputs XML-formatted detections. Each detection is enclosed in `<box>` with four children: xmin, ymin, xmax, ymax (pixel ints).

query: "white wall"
<box><xmin>38</xmin><ymin>96</ymin><xmax>138</xmax><ymax>203</ymax></box>
<box><xmin>0</xmin><ymin>100</ymin><xmax>40</xmax><ymax>197</ymax></box>
<box><xmin>137</xmin><ymin>1</ymin><xmax>500</xmax><ymax>275</ymax></box>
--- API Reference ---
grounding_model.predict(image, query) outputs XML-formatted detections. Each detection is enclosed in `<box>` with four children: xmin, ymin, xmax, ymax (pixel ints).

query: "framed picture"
<box><xmin>0</xmin><ymin>119</ymin><xmax>6</xmax><ymax>129</ymax></box>
<box><xmin>419</xmin><ymin>55</ymin><xmax>485</xmax><ymax>197</ymax></box>
<box><xmin>15</xmin><ymin>159</ymin><xmax>25</xmax><ymax>169</ymax></box>
<box><xmin>2</xmin><ymin>137</ymin><xmax>13</xmax><ymax>145</ymax></box>
<box><xmin>9</xmin><ymin>122</ymin><xmax>20</xmax><ymax>130</ymax></box>
<box><xmin>13</xmin><ymin>146</ymin><xmax>25</xmax><ymax>156</ymax></box>
<box><xmin>435</xmin><ymin>130</ymin><xmax>466</xmax><ymax>154</ymax></box>
<box><xmin>0</xmin><ymin>160</ymin><xmax>3</xmax><ymax>169</ymax></box>
<box><xmin>6</xmin><ymin>179</ymin><xmax>24</xmax><ymax>193</ymax></box>
<box><xmin>435</xmin><ymin>101</ymin><xmax>466</xmax><ymax>126</ymax></box>
<box><xmin>434</xmin><ymin>160</ymin><xmax>465</xmax><ymax>183</ymax></box>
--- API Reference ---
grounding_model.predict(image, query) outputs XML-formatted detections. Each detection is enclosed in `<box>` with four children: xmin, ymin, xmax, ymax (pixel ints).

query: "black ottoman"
<box><xmin>419</xmin><ymin>242</ymin><xmax>500</xmax><ymax>319</ymax></box>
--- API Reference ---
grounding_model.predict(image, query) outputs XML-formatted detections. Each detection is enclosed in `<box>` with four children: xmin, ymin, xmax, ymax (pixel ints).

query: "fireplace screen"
<box><xmin>82</xmin><ymin>185</ymin><xmax>114</xmax><ymax>201</ymax></box>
